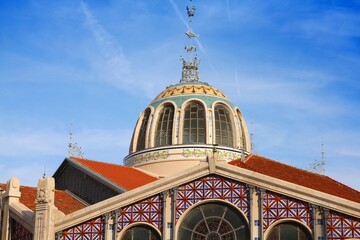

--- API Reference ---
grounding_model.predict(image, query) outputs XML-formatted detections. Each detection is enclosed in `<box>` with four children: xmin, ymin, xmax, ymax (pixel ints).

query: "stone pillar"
<box><xmin>322</xmin><ymin>208</ymin><xmax>329</xmax><ymax>240</ymax></box>
<box><xmin>103</xmin><ymin>212</ymin><xmax>112</xmax><ymax>240</ymax></box>
<box><xmin>248</xmin><ymin>185</ymin><xmax>260</xmax><ymax>240</ymax></box>
<box><xmin>256</xmin><ymin>188</ymin><xmax>266</xmax><ymax>240</ymax></box>
<box><xmin>162</xmin><ymin>190</ymin><xmax>173</xmax><ymax>240</ymax></box>
<box><xmin>171</xmin><ymin>188</ymin><xmax>178</xmax><ymax>240</ymax></box>
<box><xmin>33</xmin><ymin>177</ymin><xmax>57</xmax><ymax>240</ymax></box>
<box><xmin>311</xmin><ymin>205</ymin><xmax>325</xmax><ymax>240</ymax></box>
<box><xmin>1</xmin><ymin>177</ymin><xmax>22</xmax><ymax>240</ymax></box>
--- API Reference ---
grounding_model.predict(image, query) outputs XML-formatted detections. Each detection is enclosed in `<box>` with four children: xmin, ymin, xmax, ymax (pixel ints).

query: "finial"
<box><xmin>180</xmin><ymin>0</ymin><xmax>200</xmax><ymax>83</ymax></box>
<box><xmin>68</xmin><ymin>124</ymin><xmax>84</xmax><ymax>158</ymax></box>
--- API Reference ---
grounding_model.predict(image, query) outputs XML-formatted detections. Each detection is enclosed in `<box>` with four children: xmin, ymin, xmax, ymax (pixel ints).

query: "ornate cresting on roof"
<box><xmin>180</xmin><ymin>0</ymin><xmax>200</xmax><ymax>83</ymax></box>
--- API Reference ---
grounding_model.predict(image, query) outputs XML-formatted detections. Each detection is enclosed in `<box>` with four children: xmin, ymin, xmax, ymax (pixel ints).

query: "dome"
<box><xmin>123</xmin><ymin>4</ymin><xmax>250</xmax><ymax>176</ymax></box>
<box><xmin>124</xmin><ymin>80</ymin><xmax>251</xmax><ymax>177</ymax></box>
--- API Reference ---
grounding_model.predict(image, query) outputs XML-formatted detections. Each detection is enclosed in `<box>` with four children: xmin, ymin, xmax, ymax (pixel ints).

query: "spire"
<box><xmin>180</xmin><ymin>0</ymin><xmax>200</xmax><ymax>83</ymax></box>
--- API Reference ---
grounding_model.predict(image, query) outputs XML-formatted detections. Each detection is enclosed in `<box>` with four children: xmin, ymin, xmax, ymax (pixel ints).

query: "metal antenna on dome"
<box><xmin>180</xmin><ymin>0</ymin><xmax>200</xmax><ymax>83</ymax></box>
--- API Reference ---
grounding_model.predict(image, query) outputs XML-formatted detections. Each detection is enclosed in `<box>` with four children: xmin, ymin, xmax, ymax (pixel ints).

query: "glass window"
<box><xmin>267</xmin><ymin>222</ymin><xmax>312</xmax><ymax>240</ymax></box>
<box><xmin>183</xmin><ymin>102</ymin><xmax>206</xmax><ymax>144</ymax></box>
<box><xmin>237</xmin><ymin>110</ymin><xmax>247</xmax><ymax>149</ymax></box>
<box><xmin>136</xmin><ymin>109</ymin><xmax>151</xmax><ymax>151</ymax></box>
<box><xmin>121</xmin><ymin>225</ymin><xmax>161</xmax><ymax>240</ymax></box>
<box><xmin>155</xmin><ymin>104</ymin><xmax>174</xmax><ymax>147</ymax></box>
<box><xmin>215</xmin><ymin>104</ymin><xmax>233</xmax><ymax>147</ymax></box>
<box><xmin>178</xmin><ymin>202</ymin><xmax>250</xmax><ymax>240</ymax></box>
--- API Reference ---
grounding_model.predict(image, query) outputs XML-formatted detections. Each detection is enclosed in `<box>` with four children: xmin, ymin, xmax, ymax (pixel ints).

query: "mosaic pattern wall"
<box><xmin>117</xmin><ymin>195</ymin><xmax>163</xmax><ymax>231</ymax></box>
<box><xmin>10</xmin><ymin>218</ymin><xmax>32</xmax><ymax>240</ymax></box>
<box><xmin>60</xmin><ymin>217</ymin><xmax>104</xmax><ymax>240</ymax></box>
<box><xmin>327</xmin><ymin>210</ymin><xmax>360</xmax><ymax>240</ymax></box>
<box><xmin>263</xmin><ymin>191</ymin><xmax>312</xmax><ymax>230</ymax></box>
<box><xmin>176</xmin><ymin>175</ymin><xmax>249</xmax><ymax>222</ymax></box>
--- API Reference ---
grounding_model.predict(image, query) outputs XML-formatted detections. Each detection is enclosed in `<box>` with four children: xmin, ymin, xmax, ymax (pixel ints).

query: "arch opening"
<box><xmin>120</xmin><ymin>224</ymin><xmax>161</xmax><ymax>240</ymax></box>
<box><xmin>155</xmin><ymin>104</ymin><xmax>175</xmax><ymax>147</ymax></box>
<box><xmin>214</xmin><ymin>104</ymin><xmax>234</xmax><ymax>147</ymax></box>
<box><xmin>182</xmin><ymin>101</ymin><xmax>206</xmax><ymax>144</ymax></box>
<box><xmin>136</xmin><ymin>109</ymin><xmax>151</xmax><ymax>151</ymax></box>
<box><xmin>266</xmin><ymin>221</ymin><xmax>312</xmax><ymax>240</ymax></box>
<box><xmin>178</xmin><ymin>202</ymin><xmax>249</xmax><ymax>240</ymax></box>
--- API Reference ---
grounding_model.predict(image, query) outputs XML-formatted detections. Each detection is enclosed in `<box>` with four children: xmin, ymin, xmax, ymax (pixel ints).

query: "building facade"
<box><xmin>1</xmin><ymin>1</ymin><xmax>360</xmax><ymax>240</ymax></box>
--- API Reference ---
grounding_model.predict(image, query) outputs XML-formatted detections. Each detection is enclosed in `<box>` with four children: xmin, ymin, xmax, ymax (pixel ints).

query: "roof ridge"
<box><xmin>70</xmin><ymin>157</ymin><xmax>128</xmax><ymax>168</ymax></box>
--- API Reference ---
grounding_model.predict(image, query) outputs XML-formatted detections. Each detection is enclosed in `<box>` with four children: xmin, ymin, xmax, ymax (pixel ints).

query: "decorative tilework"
<box><xmin>176</xmin><ymin>175</ymin><xmax>249</xmax><ymax>223</ymax></box>
<box><xmin>153</xmin><ymin>84</ymin><xmax>228</xmax><ymax>102</ymax></box>
<box><xmin>117</xmin><ymin>195</ymin><xmax>163</xmax><ymax>231</ymax></box>
<box><xmin>327</xmin><ymin>210</ymin><xmax>360</xmax><ymax>239</ymax></box>
<box><xmin>60</xmin><ymin>217</ymin><xmax>104</xmax><ymax>240</ymax></box>
<box><xmin>263</xmin><ymin>192</ymin><xmax>311</xmax><ymax>230</ymax></box>
<box><xmin>10</xmin><ymin>218</ymin><xmax>32</xmax><ymax>240</ymax></box>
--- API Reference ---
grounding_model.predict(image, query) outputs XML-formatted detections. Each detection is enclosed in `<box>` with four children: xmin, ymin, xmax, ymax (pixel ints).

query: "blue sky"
<box><xmin>1</xmin><ymin>0</ymin><xmax>359</xmax><ymax>190</ymax></box>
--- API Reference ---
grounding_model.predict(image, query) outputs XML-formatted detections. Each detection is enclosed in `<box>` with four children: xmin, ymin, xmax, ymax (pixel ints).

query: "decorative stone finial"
<box><xmin>36</xmin><ymin>177</ymin><xmax>55</xmax><ymax>205</ymax></box>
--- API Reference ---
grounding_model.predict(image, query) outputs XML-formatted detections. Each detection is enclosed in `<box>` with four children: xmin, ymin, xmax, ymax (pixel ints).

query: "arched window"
<box><xmin>183</xmin><ymin>102</ymin><xmax>206</xmax><ymax>144</ymax></box>
<box><xmin>178</xmin><ymin>202</ymin><xmax>250</xmax><ymax>240</ymax></box>
<box><xmin>215</xmin><ymin>104</ymin><xmax>233</xmax><ymax>147</ymax></box>
<box><xmin>267</xmin><ymin>222</ymin><xmax>312</xmax><ymax>240</ymax></box>
<box><xmin>121</xmin><ymin>225</ymin><xmax>161</xmax><ymax>240</ymax></box>
<box><xmin>136</xmin><ymin>109</ymin><xmax>151</xmax><ymax>151</ymax></box>
<box><xmin>237</xmin><ymin>110</ymin><xmax>247</xmax><ymax>149</ymax></box>
<box><xmin>155</xmin><ymin>104</ymin><xmax>174</xmax><ymax>147</ymax></box>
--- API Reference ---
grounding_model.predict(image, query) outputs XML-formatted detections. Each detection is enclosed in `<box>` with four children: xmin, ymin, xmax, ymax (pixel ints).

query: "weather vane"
<box><xmin>68</xmin><ymin>123</ymin><xmax>84</xmax><ymax>158</ymax></box>
<box><xmin>180</xmin><ymin>0</ymin><xmax>200</xmax><ymax>82</ymax></box>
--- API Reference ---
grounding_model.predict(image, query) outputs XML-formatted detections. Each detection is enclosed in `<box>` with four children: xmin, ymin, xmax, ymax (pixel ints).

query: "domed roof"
<box><xmin>123</xmin><ymin>78</ymin><xmax>251</xmax><ymax>176</ymax></box>
<box><xmin>153</xmin><ymin>81</ymin><xmax>228</xmax><ymax>102</ymax></box>
<box><xmin>123</xmin><ymin>1</ymin><xmax>251</xmax><ymax>177</ymax></box>
<box><xmin>150</xmin><ymin>81</ymin><xmax>235</xmax><ymax>110</ymax></box>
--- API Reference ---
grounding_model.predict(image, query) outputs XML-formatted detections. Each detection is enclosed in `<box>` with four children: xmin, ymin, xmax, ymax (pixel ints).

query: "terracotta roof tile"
<box><xmin>0</xmin><ymin>183</ymin><xmax>86</xmax><ymax>214</ymax></box>
<box><xmin>70</xmin><ymin>157</ymin><xmax>158</xmax><ymax>190</ymax></box>
<box><xmin>229</xmin><ymin>154</ymin><xmax>360</xmax><ymax>203</ymax></box>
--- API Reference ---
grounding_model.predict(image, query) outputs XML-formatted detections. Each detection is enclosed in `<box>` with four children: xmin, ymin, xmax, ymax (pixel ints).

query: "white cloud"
<box><xmin>80</xmin><ymin>1</ymin><xmax>132</xmax><ymax>89</ymax></box>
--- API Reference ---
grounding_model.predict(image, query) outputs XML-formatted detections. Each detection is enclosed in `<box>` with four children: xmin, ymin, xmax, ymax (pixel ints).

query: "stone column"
<box><xmin>311</xmin><ymin>205</ymin><xmax>325</xmax><ymax>240</ymax></box>
<box><xmin>162</xmin><ymin>190</ymin><xmax>173</xmax><ymax>240</ymax></box>
<box><xmin>248</xmin><ymin>185</ymin><xmax>260</xmax><ymax>240</ymax></box>
<box><xmin>1</xmin><ymin>177</ymin><xmax>22</xmax><ymax>240</ymax></box>
<box><xmin>171</xmin><ymin>188</ymin><xmax>178</xmax><ymax>240</ymax></box>
<box><xmin>33</xmin><ymin>177</ymin><xmax>57</xmax><ymax>240</ymax></box>
<box><xmin>322</xmin><ymin>208</ymin><xmax>329</xmax><ymax>240</ymax></box>
<box><xmin>256</xmin><ymin>188</ymin><xmax>266</xmax><ymax>240</ymax></box>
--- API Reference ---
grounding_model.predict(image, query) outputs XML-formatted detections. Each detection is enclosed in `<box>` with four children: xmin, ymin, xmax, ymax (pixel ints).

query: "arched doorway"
<box><xmin>266</xmin><ymin>221</ymin><xmax>312</xmax><ymax>240</ymax></box>
<box><xmin>120</xmin><ymin>224</ymin><xmax>161</xmax><ymax>240</ymax></box>
<box><xmin>178</xmin><ymin>202</ymin><xmax>249</xmax><ymax>240</ymax></box>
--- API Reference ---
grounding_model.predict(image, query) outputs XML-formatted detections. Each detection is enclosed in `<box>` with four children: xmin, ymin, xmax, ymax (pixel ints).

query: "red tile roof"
<box><xmin>229</xmin><ymin>154</ymin><xmax>360</xmax><ymax>203</ymax></box>
<box><xmin>70</xmin><ymin>157</ymin><xmax>158</xmax><ymax>190</ymax></box>
<box><xmin>0</xmin><ymin>183</ymin><xmax>86</xmax><ymax>214</ymax></box>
